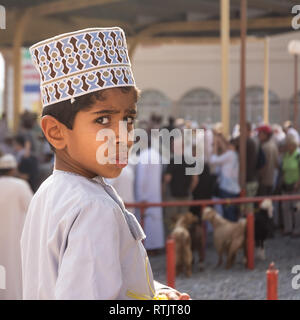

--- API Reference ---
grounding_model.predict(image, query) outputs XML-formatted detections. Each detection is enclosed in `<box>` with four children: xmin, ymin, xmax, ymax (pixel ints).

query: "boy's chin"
<box><xmin>99</xmin><ymin>166</ymin><xmax>124</xmax><ymax>179</ymax></box>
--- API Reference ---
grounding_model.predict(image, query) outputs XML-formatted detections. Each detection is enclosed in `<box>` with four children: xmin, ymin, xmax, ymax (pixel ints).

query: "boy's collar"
<box><xmin>53</xmin><ymin>168</ymin><xmax>106</xmax><ymax>185</ymax></box>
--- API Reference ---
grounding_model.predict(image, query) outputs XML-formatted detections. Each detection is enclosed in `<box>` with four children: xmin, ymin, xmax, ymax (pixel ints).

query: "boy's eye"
<box><xmin>125</xmin><ymin>116</ymin><xmax>136</xmax><ymax>125</ymax></box>
<box><xmin>95</xmin><ymin>116</ymin><xmax>110</xmax><ymax>125</ymax></box>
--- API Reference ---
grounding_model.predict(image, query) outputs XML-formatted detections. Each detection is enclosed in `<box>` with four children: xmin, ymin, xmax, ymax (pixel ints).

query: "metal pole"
<box><xmin>166</xmin><ymin>238</ymin><xmax>176</xmax><ymax>289</ymax></box>
<box><xmin>266</xmin><ymin>262</ymin><xmax>278</xmax><ymax>300</ymax></box>
<box><xmin>239</xmin><ymin>0</ymin><xmax>247</xmax><ymax>194</ymax></box>
<box><xmin>221</xmin><ymin>0</ymin><xmax>230</xmax><ymax>138</ymax></box>
<box><xmin>246</xmin><ymin>212</ymin><xmax>255</xmax><ymax>270</ymax></box>
<box><xmin>264</xmin><ymin>37</ymin><xmax>269</xmax><ymax>124</ymax></box>
<box><xmin>295</xmin><ymin>54</ymin><xmax>298</xmax><ymax>130</ymax></box>
<box><xmin>140</xmin><ymin>206</ymin><xmax>145</xmax><ymax>231</ymax></box>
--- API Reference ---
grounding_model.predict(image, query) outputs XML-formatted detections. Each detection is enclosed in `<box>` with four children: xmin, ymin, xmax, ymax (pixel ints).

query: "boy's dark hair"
<box><xmin>41</xmin><ymin>86</ymin><xmax>140</xmax><ymax>150</ymax></box>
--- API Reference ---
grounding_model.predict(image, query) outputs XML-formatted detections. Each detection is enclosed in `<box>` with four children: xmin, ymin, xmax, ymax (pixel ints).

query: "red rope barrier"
<box><xmin>126</xmin><ymin>194</ymin><xmax>299</xmax><ymax>281</ymax></box>
<box><xmin>126</xmin><ymin>194</ymin><xmax>300</xmax><ymax>210</ymax></box>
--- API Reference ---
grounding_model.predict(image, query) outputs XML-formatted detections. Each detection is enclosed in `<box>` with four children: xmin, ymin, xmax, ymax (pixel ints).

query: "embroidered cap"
<box><xmin>30</xmin><ymin>27</ymin><xmax>135</xmax><ymax>107</ymax></box>
<box><xmin>0</xmin><ymin>154</ymin><xmax>17</xmax><ymax>169</ymax></box>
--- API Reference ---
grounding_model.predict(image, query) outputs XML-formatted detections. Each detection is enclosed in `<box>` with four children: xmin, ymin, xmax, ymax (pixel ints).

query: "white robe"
<box><xmin>0</xmin><ymin>177</ymin><xmax>33</xmax><ymax>300</ymax></box>
<box><xmin>21</xmin><ymin>169</ymin><xmax>157</xmax><ymax>300</ymax></box>
<box><xmin>135</xmin><ymin>148</ymin><xmax>165</xmax><ymax>250</ymax></box>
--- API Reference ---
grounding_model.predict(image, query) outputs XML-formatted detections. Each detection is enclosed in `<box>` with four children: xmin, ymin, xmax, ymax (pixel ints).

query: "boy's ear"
<box><xmin>40</xmin><ymin>115</ymin><xmax>67</xmax><ymax>150</ymax></box>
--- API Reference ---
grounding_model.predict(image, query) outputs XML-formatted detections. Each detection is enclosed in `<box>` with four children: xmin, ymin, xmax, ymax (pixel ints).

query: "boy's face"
<box><xmin>58</xmin><ymin>88</ymin><xmax>137</xmax><ymax>178</ymax></box>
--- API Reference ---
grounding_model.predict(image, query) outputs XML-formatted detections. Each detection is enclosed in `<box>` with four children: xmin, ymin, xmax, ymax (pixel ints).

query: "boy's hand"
<box><xmin>156</xmin><ymin>288</ymin><xmax>191</xmax><ymax>300</ymax></box>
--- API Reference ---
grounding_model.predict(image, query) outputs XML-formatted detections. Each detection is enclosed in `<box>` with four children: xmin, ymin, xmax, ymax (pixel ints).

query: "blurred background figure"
<box><xmin>12</xmin><ymin>135</ymin><xmax>39</xmax><ymax>192</ymax></box>
<box><xmin>163</xmin><ymin>135</ymin><xmax>198</xmax><ymax>235</ymax></box>
<box><xmin>283</xmin><ymin>121</ymin><xmax>300</xmax><ymax>146</ymax></box>
<box><xmin>280</xmin><ymin>134</ymin><xmax>300</xmax><ymax>237</ymax></box>
<box><xmin>209</xmin><ymin>132</ymin><xmax>240</xmax><ymax>222</ymax></box>
<box><xmin>0</xmin><ymin>151</ymin><xmax>33</xmax><ymax>300</ymax></box>
<box><xmin>256</xmin><ymin>125</ymin><xmax>279</xmax><ymax>237</ymax></box>
<box><xmin>272</xmin><ymin>124</ymin><xmax>286</xmax><ymax>147</ymax></box>
<box><xmin>245</xmin><ymin>122</ymin><xmax>259</xmax><ymax>200</ymax></box>
<box><xmin>202</xmin><ymin>124</ymin><xmax>213</xmax><ymax>163</ymax></box>
<box><xmin>0</xmin><ymin>113</ymin><xmax>9</xmax><ymax>143</ymax></box>
<box><xmin>256</xmin><ymin>125</ymin><xmax>279</xmax><ymax>197</ymax></box>
<box><xmin>135</xmin><ymin>132</ymin><xmax>165</xmax><ymax>255</ymax></box>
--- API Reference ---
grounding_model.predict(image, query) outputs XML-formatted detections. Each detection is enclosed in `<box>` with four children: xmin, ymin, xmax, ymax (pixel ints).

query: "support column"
<box><xmin>0</xmin><ymin>50</ymin><xmax>8</xmax><ymax>116</ymax></box>
<box><xmin>1</xmin><ymin>49</ymin><xmax>13</xmax><ymax>130</ymax></box>
<box><xmin>239</xmin><ymin>0</ymin><xmax>247</xmax><ymax>195</ymax></box>
<box><xmin>12</xmin><ymin>9</ymin><xmax>32</xmax><ymax>134</ymax></box>
<box><xmin>263</xmin><ymin>37</ymin><xmax>269</xmax><ymax>124</ymax></box>
<box><xmin>294</xmin><ymin>54</ymin><xmax>298</xmax><ymax>130</ymax></box>
<box><xmin>221</xmin><ymin>0</ymin><xmax>230</xmax><ymax>137</ymax></box>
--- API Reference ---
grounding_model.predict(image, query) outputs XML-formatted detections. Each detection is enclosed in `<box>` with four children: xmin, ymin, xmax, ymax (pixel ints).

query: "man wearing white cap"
<box><xmin>0</xmin><ymin>152</ymin><xmax>33</xmax><ymax>299</ymax></box>
<box><xmin>21</xmin><ymin>27</ymin><xmax>190</xmax><ymax>300</ymax></box>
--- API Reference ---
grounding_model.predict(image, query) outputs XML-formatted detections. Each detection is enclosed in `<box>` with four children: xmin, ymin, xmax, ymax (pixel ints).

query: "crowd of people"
<box><xmin>0</xmin><ymin>111</ymin><xmax>54</xmax><ymax>193</ymax></box>
<box><xmin>1</xmin><ymin>110</ymin><xmax>300</xmax><ymax>298</ymax></box>
<box><xmin>104</xmin><ymin>114</ymin><xmax>300</xmax><ymax>257</ymax></box>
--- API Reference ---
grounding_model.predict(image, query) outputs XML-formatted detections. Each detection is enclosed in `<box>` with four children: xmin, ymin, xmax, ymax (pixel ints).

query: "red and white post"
<box><xmin>166</xmin><ymin>238</ymin><xmax>176</xmax><ymax>289</ymax></box>
<box><xmin>266</xmin><ymin>262</ymin><xmax>279</xmax><ymax>300</ymax></box>
<box><xmin>246</xmin><ymin>212</ymin><xmax>255</xmax><ymax>270</ymax></box>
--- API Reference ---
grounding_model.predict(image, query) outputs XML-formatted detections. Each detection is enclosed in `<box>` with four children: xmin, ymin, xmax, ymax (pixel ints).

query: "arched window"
<box><xmin>137</xmin><ymin>89</ymin><xmax>172</xmax><ymax>124</ymax></box>
<box><xmin>231</xmin><ymin>86</ymin><xmax>280</xmax><ymax>129</ymax></box>
<box><xmin>178</xmin><ymin>88</ymin><xmax>220</xmax><ymax>125</ymax></box>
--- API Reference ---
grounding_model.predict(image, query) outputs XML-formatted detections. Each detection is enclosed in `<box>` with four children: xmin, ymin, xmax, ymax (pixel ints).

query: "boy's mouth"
<box><xmin>115</xmin><ymin>157</ymin><xmax>128</xmax><ymax>168</ymax></box>
<box><xmin>108</xmin><ymin>153</ymin><xmax>128</xmax><ymax>168</ymax></box>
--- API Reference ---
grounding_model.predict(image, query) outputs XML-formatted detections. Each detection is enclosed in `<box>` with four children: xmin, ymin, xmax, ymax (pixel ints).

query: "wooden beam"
<box><xmin>29</xmin><ymin>0</ymin><xmax>122</xmax><ymax>17</ymax></box>
<box><xmin>134</xmin><ymin>36</ymin><xmax>263</xmax><ymax>46</ymax></box>
<box><xmin>135</xmin><ymin>16</ymin><xmax>292</xmax><ymax>36</ymax></box>
<box><xmin>191</xmin><ymin>0</ymin><xmax>220</xmax><ymax>14</ymax></box>
<box><xmin>0</xmin><ymin>15</ymin><xmax>131</xmax><ymax>48</ymax></box>
<box><xmin>124</xmin><ymin>15</ymin><xmax>292</xmax><ymax>57</ymax></box>
<box><xmin>0</xmin><ymin>15</ymin><xmax>293</xmax><ymax>48</ymax></box>
<box><xmin>232</xmin><ymin>0</ymin><xmax>291</xmax><ymax>14</ymax></box>
<box><xmin>69</xmin><ymin>16</ymin><xmax>133</xmax><ymax>34</ymax></box>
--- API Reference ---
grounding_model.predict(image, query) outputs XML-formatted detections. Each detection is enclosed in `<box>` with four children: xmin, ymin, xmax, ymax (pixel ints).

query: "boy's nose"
<box><xmin>116</xmin><ymin>120</ymin><xmax>130</xmax><ymax>144</ymax></box>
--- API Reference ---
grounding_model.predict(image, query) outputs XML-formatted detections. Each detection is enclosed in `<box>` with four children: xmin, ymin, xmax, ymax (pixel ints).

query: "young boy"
<box><xmin>21</xmin><ymin>27</ymin><xmax>189</xmax><ymax>300</ymax></box>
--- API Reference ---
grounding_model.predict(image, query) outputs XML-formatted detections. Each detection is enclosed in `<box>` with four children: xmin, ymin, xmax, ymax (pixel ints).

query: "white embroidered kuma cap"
<box><xmin>30</xmin><ymin>27</ymin><xmax>136</xmax><ymax>108</ymax></box>
<box><xmin>0</xmin><ymin>154</ymin><xmax>17</xmax><ymax>169</ymax></box>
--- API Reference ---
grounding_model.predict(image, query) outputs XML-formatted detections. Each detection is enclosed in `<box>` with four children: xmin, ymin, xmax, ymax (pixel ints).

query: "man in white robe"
<box><xmin>135</xmin><ymin>146</ymin><xmax>165</xmax><ymax>251</ymax></box>
<box><xmin>0</xmin><ymin>153</ymin><xmax>33</xmax><ymax>300</ymax></box>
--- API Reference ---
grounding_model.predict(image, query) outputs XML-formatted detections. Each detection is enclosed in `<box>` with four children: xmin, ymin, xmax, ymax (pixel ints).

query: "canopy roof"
<box><xmin>0</xmin><ymin>0</ymin><xmax>297</xmax><ymax>48</ymax></box>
